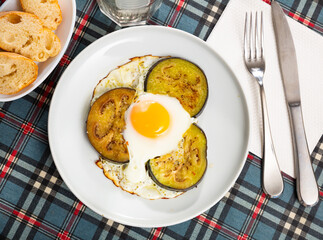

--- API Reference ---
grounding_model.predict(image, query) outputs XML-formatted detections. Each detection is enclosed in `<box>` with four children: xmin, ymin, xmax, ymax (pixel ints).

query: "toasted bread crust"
<box><xmin>0</xmin><ymin>11</ymin><xmax>61</xmax><ymax>62</ymax></box>
<box><xmin>0</xmin><ymin>52</ymin><xmax>38</xmax><ymax>95</ymax></box>
<box><xmin>20</xmin><ymin>0</ymin><xmax>62</xmax><ymax>30</ymax></box>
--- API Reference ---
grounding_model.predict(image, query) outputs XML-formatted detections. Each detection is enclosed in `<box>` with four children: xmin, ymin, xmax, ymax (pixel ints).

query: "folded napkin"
<box><xmin>206</xmin><ymin>0</ymin><xmax>323</xmax><ymax>178</ymax></box>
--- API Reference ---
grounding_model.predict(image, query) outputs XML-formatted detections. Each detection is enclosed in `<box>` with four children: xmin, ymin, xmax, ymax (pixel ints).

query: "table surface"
<box><xmin>0</xmin><ymin>0</ymin><xmax>322</xmax><ymax>239</ymax></box>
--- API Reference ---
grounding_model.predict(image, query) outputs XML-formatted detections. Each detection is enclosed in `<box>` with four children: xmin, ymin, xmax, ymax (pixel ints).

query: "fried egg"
<box><xmin>123</xmin><ymin>93</ymin><xmax>193</xmax><ymax>183</ymax></box>
<box><xmin>92</xmin><ymin>55</ymin><xmax>194</xmax><ymax>199</ymax></box>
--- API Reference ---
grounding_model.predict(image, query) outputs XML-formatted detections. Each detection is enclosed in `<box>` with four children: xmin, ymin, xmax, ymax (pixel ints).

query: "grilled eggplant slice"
<box><xmin>86</xmin><ymin>88</ymin><xmax>136</xmax><ymax>163</ymax></box>
<box><xmin>147</xmin><ymin>124</ymin><xmax>207</xmax><ymax>191</ymax></box>
<box><xmin>145</xmin><ymin>58</ymin><xmax>208</xmax><ymax>117</ymax></box>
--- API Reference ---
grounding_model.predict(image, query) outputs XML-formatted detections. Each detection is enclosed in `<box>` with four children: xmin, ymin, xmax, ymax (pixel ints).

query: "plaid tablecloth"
<box><xmin>0</xmin><ymin>0</ymin><xmax>322</xmax><ymax>239</ymax></box>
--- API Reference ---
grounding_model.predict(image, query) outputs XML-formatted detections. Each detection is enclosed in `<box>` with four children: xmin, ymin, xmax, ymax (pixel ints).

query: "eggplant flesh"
<box><xmin>145</xmin><ymin>57</ymin><xmax>208</xmax><ymax>117</ymax></box>
<box><xmin>86</xmin><ymin>87</ymin><xmax>136</xmax><ymax>163</ymax></box>
<box><xmin>148</xmin><ymin>124</ymin><xmax>207</xmax><ymax>191</ymax></box>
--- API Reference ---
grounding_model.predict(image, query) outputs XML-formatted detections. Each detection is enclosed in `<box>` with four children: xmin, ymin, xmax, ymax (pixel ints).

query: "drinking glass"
<box><xmin>97</xmin><ymin>0</ymin><xmax>162</xmax><ymax>27</ymax></box>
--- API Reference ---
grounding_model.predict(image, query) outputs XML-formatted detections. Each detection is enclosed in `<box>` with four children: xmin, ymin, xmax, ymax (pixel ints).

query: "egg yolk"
<box><xmin>130</xmin><ymin>100</ymin><xmax>170</xmax><ymax>138</ymax></box>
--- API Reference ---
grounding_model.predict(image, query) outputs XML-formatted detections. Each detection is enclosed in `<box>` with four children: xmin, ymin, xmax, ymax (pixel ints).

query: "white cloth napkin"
<box><xmin>206</xmin><ymin>0</ymin><xmax>323</xmax><ymax>178</ymax></box>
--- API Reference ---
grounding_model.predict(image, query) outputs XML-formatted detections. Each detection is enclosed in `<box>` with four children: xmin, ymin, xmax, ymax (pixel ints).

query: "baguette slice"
<box><xmin>20</xmin><ymin>0</ymin><xmax>62</xmax><ymax>30</ymax></box>
<box><xmin>0</xmin><ymin>52</ymin><xmax>38</xmax><ymax>95</ymax></box>
<box><xmin>0</xmin><ymin>11</ymin><xmax>61</xmax><ymax>62</ymax></box>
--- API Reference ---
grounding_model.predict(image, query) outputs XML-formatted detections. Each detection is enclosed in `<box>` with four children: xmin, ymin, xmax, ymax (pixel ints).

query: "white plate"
<box><xmin>48</xmin><ymin>26</ymin><xmax>250</xmax><ymax>228</ymax></box>
<box><xmin>0</xmin><ymin>0</ymin><xmax>76</xmax><ymax>102</ymax></box>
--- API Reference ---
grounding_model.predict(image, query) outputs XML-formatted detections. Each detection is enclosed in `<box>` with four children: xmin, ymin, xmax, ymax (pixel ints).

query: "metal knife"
<box><xmin>271</xmin><ymin>0</ymin><xmax>319</xmax><ymax>206</ymax></box>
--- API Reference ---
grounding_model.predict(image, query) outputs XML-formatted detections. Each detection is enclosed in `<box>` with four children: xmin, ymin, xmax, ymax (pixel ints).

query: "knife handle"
<box><xmin>261</xmin><ymin>87</ymin><xmax>284</xmax><ymax>197</ymax></box>
<box><xmin>289</xmin><ymin>104</ymin><xmax>319</xmax><ymax>206</ymax></box>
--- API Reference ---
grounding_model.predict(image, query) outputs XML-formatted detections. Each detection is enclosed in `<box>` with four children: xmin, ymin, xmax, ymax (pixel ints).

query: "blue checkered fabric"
<box><xmin>0</xmin><ymin>0</ymin><xmax>322</xmax><ymax>239</ymax></box>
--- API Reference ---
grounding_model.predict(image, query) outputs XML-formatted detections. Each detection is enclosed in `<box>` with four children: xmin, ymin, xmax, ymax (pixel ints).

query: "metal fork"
<box><xmin>244</xmin><ymin>12</ymin><xmax>284</xmax><ymax>197</ymax></box>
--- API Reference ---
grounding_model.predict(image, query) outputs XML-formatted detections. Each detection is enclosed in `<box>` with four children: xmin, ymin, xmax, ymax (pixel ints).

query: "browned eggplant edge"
<box><xmin>144</xmin><ymin>57</ymin><xmax>209</xmax><ymax>117</ymax></box>
<box><xmin>146</xmin><ymin>123</ymin><xmax>208</xmax><ymax>192</ymax></box>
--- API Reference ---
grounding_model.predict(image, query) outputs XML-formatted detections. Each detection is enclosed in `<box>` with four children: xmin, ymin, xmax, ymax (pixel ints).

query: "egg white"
<box><xmin>91</xmin><ymin>55</ymin><xmax>162</xmax><ymax>104</ymax></box>
<box><xmin>100</xmin><ymin>149</ymin><xmax>183</xmax><ymax>200</ymax></box>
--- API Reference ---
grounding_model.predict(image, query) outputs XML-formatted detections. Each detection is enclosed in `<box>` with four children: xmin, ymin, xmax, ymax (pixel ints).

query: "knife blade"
<box><xmin>271</xmin><ymin>0</ymin><xmax>319</xmax><ymax>206</ymax></box>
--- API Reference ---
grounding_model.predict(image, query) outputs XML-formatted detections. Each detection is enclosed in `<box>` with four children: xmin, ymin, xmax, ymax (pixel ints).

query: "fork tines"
<box><xmin>244</xmin><ymin>11</ymin><xmax>264</xmax><ymax>61</ymax></box>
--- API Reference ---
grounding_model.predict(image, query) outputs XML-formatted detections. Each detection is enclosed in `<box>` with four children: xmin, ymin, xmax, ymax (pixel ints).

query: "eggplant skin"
<box><xmin>147</xmin><ymin>124</ymin><xmax>207</xmax><ymax>191</ymax></box>
<box><xmin>145</xmin><ymin>57</ymin><xmax>208</xmax><ymax>117</ymax></box>
<box><xmin>86</xmin><ymin>87</ymin><xmax>136</xmax><ymax>163</ymax></box>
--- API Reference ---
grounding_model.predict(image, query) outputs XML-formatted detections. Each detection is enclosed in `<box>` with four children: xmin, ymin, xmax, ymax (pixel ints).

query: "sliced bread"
<box><xmin>20</xmin><ymin>0</ymin><xmax>62</xmax><ymax>30</ymax></box>
<box><xmin>0</xmin><ymin>11</ymin><xmax>61</xmax><ymax>62</ymax></box>
<box><xmin>0</xmin><ymin>52</ymin><xmax>38</xmax><ymax>95</ymax></box>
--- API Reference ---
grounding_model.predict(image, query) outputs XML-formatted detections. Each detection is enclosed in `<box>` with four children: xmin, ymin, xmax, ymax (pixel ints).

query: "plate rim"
<box><xmin>48</xmin><ymin>25</ymin><xmax>250</xmax><ymax>228</ymax></box>
<box><xmin>0</xmin><ymin>0</ymin><xmax>76</xmax><ymax>102</ymax></box>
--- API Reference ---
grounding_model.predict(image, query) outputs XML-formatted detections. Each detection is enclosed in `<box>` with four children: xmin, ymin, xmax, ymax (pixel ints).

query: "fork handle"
<box><xmin>288</xmin><ymin>104</ymin><xmax>319</xmax><ymax>206</ymax></box>
<box><xmin>260</xmin><ymin>86</ymin><xmax>284</xmax><ymax>197</ymax></box>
